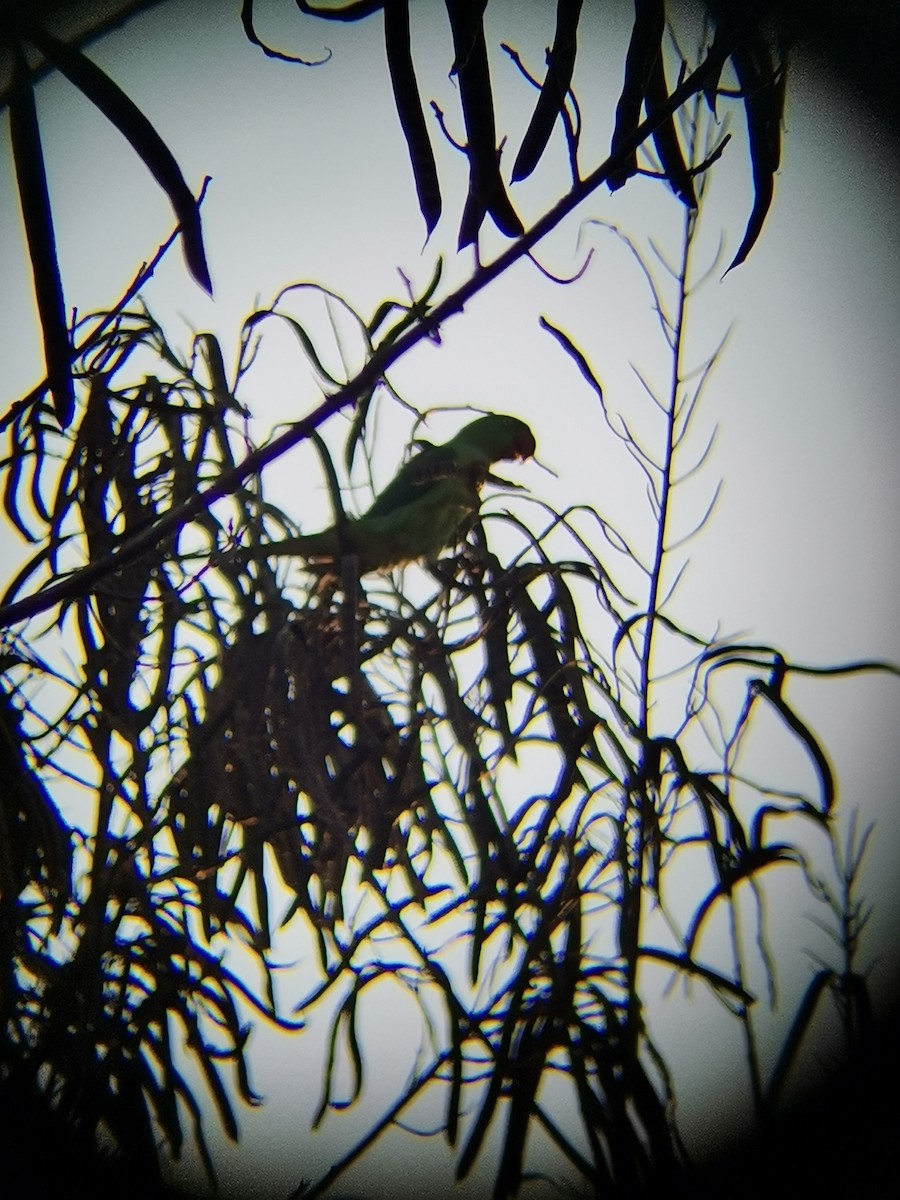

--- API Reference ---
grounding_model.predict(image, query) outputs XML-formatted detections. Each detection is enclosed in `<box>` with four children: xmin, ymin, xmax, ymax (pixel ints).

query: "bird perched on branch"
<box><xmin>246</xmin><ymin>413</ymin><xmax>536</xmax><ymax>574</ymax></box>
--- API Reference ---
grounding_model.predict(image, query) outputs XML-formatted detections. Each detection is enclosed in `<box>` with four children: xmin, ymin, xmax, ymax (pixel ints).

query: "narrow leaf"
<box><xmin>22</xmin><ymin>18</ymin><xmax>213</xmax><ymax>293</ymax></box>
<box><xmin>8</xmin><ymin>44</ymin><xmax>74</xmax><ymax>426</ymax></box>
<box><xmin>446</xmin><ymin>0</ymin><xmax>523</xmax><ymax>245</ymax></box>
<box><xmin>385</xmin><ymin>0</ymin><xmax>441</xmax><ymax>232</ymax></box>
<box><xmin>512</xmin><ymin>0</ymin><xmax>584</xmax><ymax>182</ymax></box>
<box><xmin>608</xmin><ymin>0</ymin><xmax>665</xmax><ymax>192</ymax></box>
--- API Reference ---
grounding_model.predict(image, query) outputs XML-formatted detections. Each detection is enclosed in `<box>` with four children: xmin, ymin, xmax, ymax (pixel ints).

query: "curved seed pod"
<box><xmin>608</xmin><ymin>0</ymin><xmax>665</xmax><ymax>192</ymax></box>
<box><xmin>7</xmin><ymin>43</ymin><xmax>73</xmax><ymax>427</ymax></box>
<box><xmin>644</xmin><ymin>43</ymin><xmax>697</xmax><ymax>206</ymax></box>
<box><xmin>385</xmin><ymin>0</ymin><xmax>442</xmax><ymax>233</ymax></box>
<box><xmin>446</xmin><ymin>0</ymin><xmax>524</xmax><ymax>245</ymax></box>
<box><xmin>512</xmin><ymin>0</ymin><xmax>584</xmax><ymax>182</ymax></box>
<box><xmin>20</xmin><ymin>15</ymin><xmax>212</xmax><ymax>294</ymax></box>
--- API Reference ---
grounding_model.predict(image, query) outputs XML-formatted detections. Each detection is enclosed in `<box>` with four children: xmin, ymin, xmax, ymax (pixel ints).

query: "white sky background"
<box><xmin>1</xmin><ymin>0</ymin><xmax>900</xmax><ymax>1195</ymax></box>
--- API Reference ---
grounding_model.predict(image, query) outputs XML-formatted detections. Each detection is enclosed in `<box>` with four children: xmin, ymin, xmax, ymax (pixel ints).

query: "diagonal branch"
<box><xmin>0</xmin><ymin>38</ymin><xmax>732</xmax><ymax>630</ymax></box>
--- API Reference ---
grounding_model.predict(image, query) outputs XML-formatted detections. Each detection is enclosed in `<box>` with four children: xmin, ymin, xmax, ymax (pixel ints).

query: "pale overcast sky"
<box><xmin>1</xmin><ymin>2</ymin><xmax>899</xmax><ymax>1195</ymax></box>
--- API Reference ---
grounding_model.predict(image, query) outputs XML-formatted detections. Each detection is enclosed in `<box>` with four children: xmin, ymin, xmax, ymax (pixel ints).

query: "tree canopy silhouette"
<box><xmin>1</xmin><ymin>4</ymin><xmax>898</xmax><ymax>1198</ymax></box>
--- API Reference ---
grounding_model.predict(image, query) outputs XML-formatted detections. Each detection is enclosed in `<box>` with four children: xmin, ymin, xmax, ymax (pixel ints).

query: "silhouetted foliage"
<box><xmin>2</xmin><ymin>1</ymin><xmax>790</xmax><ymax>434</ymax></box>
<box><xmin>286</xmin><ymin>0</ymin><xmax>784</xmax><ymax>262</ymax></box>
<box><xmin>1</xmin><ymin>5</ymin><xmax>897</xmax><ymax>1198</ymax></box>
<box><xmin>0</xmin><ymin>0</ymin><xmax>209</xmax><ymax>427</ymax></box>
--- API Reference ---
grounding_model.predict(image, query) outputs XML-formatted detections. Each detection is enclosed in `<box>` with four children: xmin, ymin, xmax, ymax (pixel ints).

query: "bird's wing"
<box><xmin>349</xmin><ymin>474</ymin><xmax>481</xmax><ymax>570</ymax></box>
<box><xmin>263</xmin><ymin>470</ymin><xmax>481</xmax><ymax>573</ymax></box>
<box><xmin>362</xmin><ymin>443</ymin><xmax>467</xmax><ymax>522</ymax></box>
<box><xmin>363</xmin><ymin>415</ymin><xmax>535</xmax><ymax>521</ymax></box>
<box><xmin>236</xmin><ymin>414</ymin><xmax>535</xmax><ymax>573</ymax></box>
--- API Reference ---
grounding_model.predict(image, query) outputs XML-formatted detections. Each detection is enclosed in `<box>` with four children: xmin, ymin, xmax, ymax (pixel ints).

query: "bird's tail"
<box><xmin>290</xmin><ymin>529</ymin><xmax>340</xmax><ymax>563</ymax></box>
<box><xmin>234</xmin><ymin>528</ymin><xmax>341</xmax><ymax>564</ymax></box>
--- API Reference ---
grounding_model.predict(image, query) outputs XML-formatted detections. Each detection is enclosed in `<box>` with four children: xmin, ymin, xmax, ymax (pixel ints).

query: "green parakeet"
<box><xmin>253</xmin><ymin>413</ymin><xmax>535</xmax><ymax>574</ymax></box>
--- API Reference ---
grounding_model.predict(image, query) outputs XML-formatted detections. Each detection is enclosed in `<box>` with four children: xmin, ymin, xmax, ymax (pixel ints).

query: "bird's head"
<box><xmin>453</xmin><ymin>413</ymin><xmax>537</xmax><ymax>465</ymax></box>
